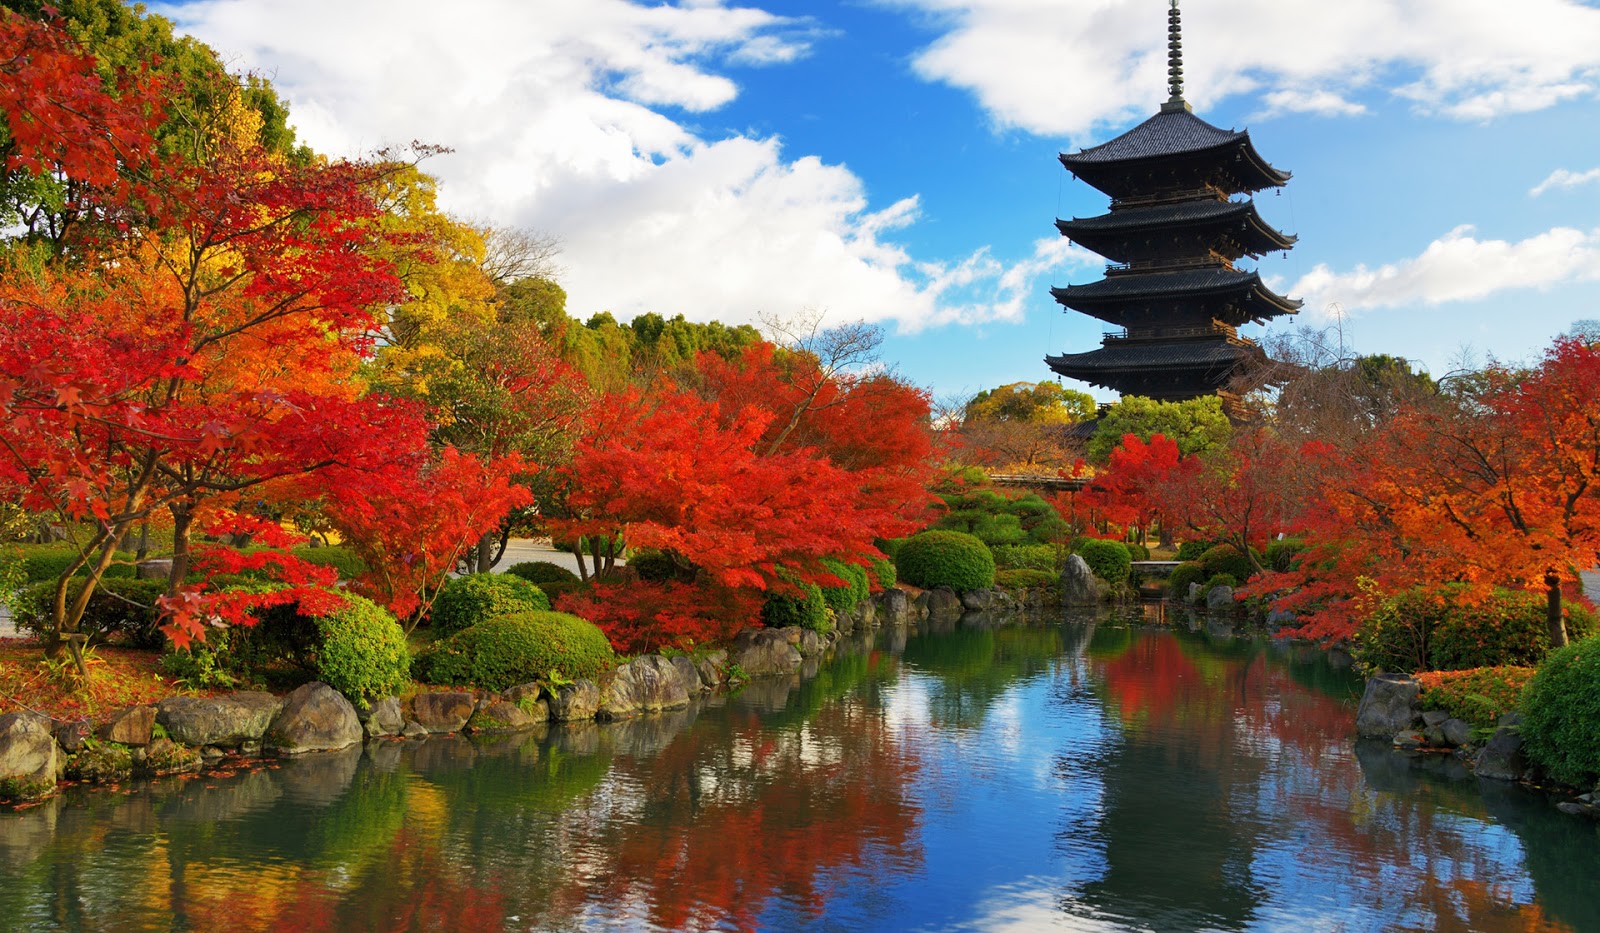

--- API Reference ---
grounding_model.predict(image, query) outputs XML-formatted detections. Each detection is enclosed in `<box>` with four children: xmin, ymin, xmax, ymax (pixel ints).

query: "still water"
<box><xmin>2</xmin><ymin>612</ymin><xmax>1598</xmax><ymax>932</ymax></box>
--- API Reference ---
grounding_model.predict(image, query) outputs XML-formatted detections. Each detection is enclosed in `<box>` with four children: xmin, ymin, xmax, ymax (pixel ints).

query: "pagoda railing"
<box><xmin>1105</xmin><ymin>255</ymin><xmax>1232</xmax><ymax>275</ymax></box>
<box><xmin>1103</xmin><ymin>323</ymin><xmax>1248</xmax><ymax>342</ymax></box>
<box><xmin>1109</xmin><ymin>185</ymin><xmax>1227</xmax><ymax>210</ymax></box>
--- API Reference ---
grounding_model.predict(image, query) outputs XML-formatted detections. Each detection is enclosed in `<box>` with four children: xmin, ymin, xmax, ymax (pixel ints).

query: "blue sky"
<box><xmin>159</xmin><ymin>0</ymin><xmax>1600</xmax><ymax>403</ymax></box>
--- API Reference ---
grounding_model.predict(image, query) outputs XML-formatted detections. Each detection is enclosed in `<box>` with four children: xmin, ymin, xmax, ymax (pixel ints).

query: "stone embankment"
<box><xmin>1</xmin><ymin>582</ymin><xmax>1025</xmax><ymax>804</ymax></box>
<box><xmin>1355</xmin><ymin>673</ymin><xmax>1599</xmax><ymax>821</ymax></box>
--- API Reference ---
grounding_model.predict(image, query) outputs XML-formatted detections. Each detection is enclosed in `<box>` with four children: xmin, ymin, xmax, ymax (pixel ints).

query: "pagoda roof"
<box><xmin>1046</xmin><ymin>338</ymin><xmax>1257</xmax><ymax>374</ymax></box>
<box><xmin>1051</xmin><ymin>268</ymin><xmax>1302</xmax><ymax>319</ymax></box>
<box><xmin>1056</xmin><ymin>199</ymin><xmax>1296</xmax><ymax>260</ymax></box>
<box><xmin>1059</xmin><ymin>109</ymin><xmax>1289</xmax><ymax>196</ymax></box>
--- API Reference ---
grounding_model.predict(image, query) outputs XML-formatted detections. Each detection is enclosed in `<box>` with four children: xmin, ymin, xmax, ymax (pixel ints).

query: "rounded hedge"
<box><xmin>12</xmin><ymin>577</ymin><xmax>168</xmax><ymax>648</ymax></box>
<box><xmin>1165</xmin><ymin>561</ymin><xmax>1206</xmax><ymax>599</ymax></box>
<box><xmin>504</xmin><ymin>561</ymin><xmax>581</xmax><ymax>586</ymax></box>
<box><xmin>1204</xmin><ymin>573</ymin><xmax>1239</xmax><ymax>601</ymax></box>
<box><xmin>416</xmin><ymin>610</ymin><xmax>615</xmax><ymax>691</ymax></box>
<box><xmin>1196</xmin><ymin>544</ymin><xmax>1260</xmax><ymax>582</ymax></box>
<box><xmin>1075</xmin><ymin>539</ymin><xmax>1132</xmax><ymax>588</ymax></box>
<box><xmin>762</xmin><ymin>580</ymin><xmax>829</xmax><ymax>632</ymax></box>
<box><xmin>895</xmin><ymin>530</ymin><xmax>995</xmax><ymax>592</ymax></box>
<box><xmin>995</xmin><ymin>568</ymin><xmax>1057</xmax><ymax>589</ymax></box>
<box><xmin>1174</xmin><ymin>540</ymin><xmax>1217</xmax><ymax>562</ymax></box>
<box><xmin>313</xmin><ymin>593</ymin><xmax>411</xmax><ymax>707</ymax></box>
<box><xmin>290</xmin><ymin>545</ymin><xmax>367</xmax><ymax>581</ymax></box>
<box><xmin>430</xmin><ymin>573</ymin><xmax>550</xmax><ymax>637</ymax></box>
<box><xmin>990</xmin><ymin>544</ymin><xmax>1058</xmax><ymax>573</ymax></box>
<box><xmin>819</xmin><ymin>558</ymin><xmax>870</xmax><ymax>616</ymax></box>
<box><xmin>1125</xmin><ymin>542</ymin><xmax>1150</xmax><ymax>561</ymax></box>
<box><xmin>1521</xmin><ymin>632</ymin><xmax>1600</xmax><ymax>788</ymax></box>
<box><xmin>869</xmin><ymin>557</ymin><xmax>897</xmax><ymax>591</ymax></box>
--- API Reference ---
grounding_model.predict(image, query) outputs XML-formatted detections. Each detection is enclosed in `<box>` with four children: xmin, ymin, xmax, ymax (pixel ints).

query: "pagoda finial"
<box><xmin>1161</xmin><ymin>0</ymin><xmax>1192</xmax><ymax>113</ymax></box>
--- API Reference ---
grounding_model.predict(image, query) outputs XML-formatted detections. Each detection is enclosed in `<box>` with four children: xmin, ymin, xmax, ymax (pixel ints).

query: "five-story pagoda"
<box><xmin>1046</xmin><ymin>0</ymin><xmax>1299</xmax><ymax>414</ymax></box>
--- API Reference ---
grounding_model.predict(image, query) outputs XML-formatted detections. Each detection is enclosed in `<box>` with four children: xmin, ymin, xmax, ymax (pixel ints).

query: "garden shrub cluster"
<box><xmin>1174</xmin><ymin>540</ymin><xmax>1218</xmax><ymax>562</ymax></box>
<box><xmin>818</xmin><ymin>558</ymin><xmax>870</xmax><ymax>617</ymax></box>
<box><xmin>505</xmin><ymin>561</ymin><xmax>581</xmax><ymax>586</ymax></box>
<box><xmin>895</xmin><ymin>530</ymin><xmax>995</xmax><ymax>592</ymax></box>
<box><xmin>12</xmin><ymin>577</ymin><xmax>168</xmax><ymax>648</ymax></box>
<box><xmin>1074</xmin><ymin>539</ymin><xmax>1132</xmax><ymax>588</ymax></box>
<box><xmin>415</xmin><ymin>610</ymin><xmax>615</xmax><ymax>691</ymax></box>
<box><xmin>430</xmin><ymin>573</ymin><xmax>550</xmax><ymax>637</ymax></box>
<box><xmin>934</xmin><ymin>488</ymin><xmax>1066</xmax><ymax>549</ymax></box>
<box><xmin>1264</xmin><ymin>538</ymin><xmax>1306</xmax><ymax>573</ymax></box>
<box><xmin>10</xmin><ymin>544</ymin><xmax>137</xmax><ymax>584</ymax></box>
<box><xmin>1165</xmin><ymin>561</ymin><xmax>1206</xmax><ymax>598</ymax></box>
<box><xmin>989</xmin><ymin>544</ymin><xmax>1058</xmax><ymax>573</ymax></box>
<box><xmin>289</xmin><ymin>545</ymin><xmax>367</xmax><ymax>580</ymax></box>
<box><xmin>1353</xmin><ymin>584</ymin><xmax>1592</xmax><ymax>674</ymax></box>
<box><xmin>1520</xmin><ymin>632</ymin><xmax>1600</xmax><ymax>788</ymax></box>
<box><xmin>761</xmin><ymin>576</ymin><xmax>829</xmax><ymax>632</ymax></box>
<box><xmin>1195</xmin><ymin>545</ymin><xmax>1259</xmax><ymax>582</ymax></box>
<box><xmin>995</xmin><ymin>568</ymin><xmax>1057</xmax><ymax>589</ymax></box>
<box><xmin>869</xmin><ymin>557</ymin><xmax>896</xmax><ymax>591</ymax></box>
<box><xmin>623</xmin><ymin>550</ymin><xmax>677</xmax><ymax>584</ymax></box>
<box><xmin>1414</xmin><ymin>666</ymin><xmax>1535</xmax><ymax>730</ymax></box>
<box><xmin>1203</xmin><ymin>573</ymin><xmax>1239</xmax><ymax>599</ymax></box>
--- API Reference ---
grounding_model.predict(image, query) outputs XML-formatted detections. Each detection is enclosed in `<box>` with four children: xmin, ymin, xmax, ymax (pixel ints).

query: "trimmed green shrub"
<box><xmin>762</xmin><ymin>579</ymin><xmax>829</xmax><ymax>632</ymax></box>
<box><xmin>314</xmin><ymin>594</ymin><xmax>411</xmax><ymax>707</ymax></box>
<box><xmin>12</xmin><ymin>577</ymin><xmax>169</xmax><ymax>648</ymax></box>
<box><xmin>624</xmin><ymin>551</ymin><xmax>677</xmax><ymax>584</ymax></box>
<box><xmin>1165</xmin><ymin>561</ymin><xmax>1206</xmax><ymax>599</ymax></box>
<box><xmin>10</xmin><ymin>545</ymin><xmax>137</xmax><ymax>584</ymax></box>
<box><xmin>1125</xmin><ymin>542</ymin><xmax>1150</xmax><ymax>561</ymax></box>
<box><xmin>1520</xmin><ymin>633</ymin><xmax>1600</xmax><ymax>787</ymax></box>
<box><xmin>995</xmin><ymin>568</ymin><xmax>1057</xmax><ymax>589</ymax></box>
<box><xmin>934</xmin><ymin>489</ymin><xmax>1066</xmax><ymax>547</ymax></box>
<box><xmin>990</xmin><ymin>544</ymin><xmax>1058</xmax><ymax>573</ymax></box>
<box><xmin>415</xmin><ymin>610</ymin><xmax>615</xmax><ymax>691</ymax></box>
<box><xmin>818</xmin><ymin>558</ymin><xmax>870</xmax><ymax>617</ymax></box>
<box><xmin>1355</xmin><ymin>584</ymin><xmax>1593</xmax><ymax>675</ymax></box>
<box><xmin>505</xmin><ymin>561</ymin><xmax>582</xmax><ymax>586</ymax></box>
<box><xmin>290</xmin><ymin>545</ymin><xmax>367</xmax><ymax>580</ymax></box>
<box><xmin>1075</xmin><ymin>539</ymin><xmax>1132</xmax><ymax>588</ymax></box>
<box><xmin>869</xmin><ymin>557</ymin><xmax>897</xmax><ymax>591</ymax></box>
<box><xmin>1264</xmin><ymin>538</ymin><xmax>1306</xmax><ymax>573</ymax></box>
<box><xmin>1416</xmin><ymin>666</ymin><xmax>1536</xmax><ymax>730</ymax></box>
<box><xmin>160</xmin><ymin>635</ymin><xmax>238</xmax><ymax>689</ymax></box>
<box><xmin>895</xmin><ymin>530</ymin><xmax>996</xmax><ymax>592</ymax></box>
<box><xmin>876</xmin><ymin>538</ymin><xmax>905</xmax><ymax>561</ymax></box>
<box><xmin>1196</xmin><ymin>544</ymin><xmax>1259</xmax><ymax>582</ymax></box>
<box><xmin>1203</xmin><ymin>573</ymin><xmax>1239</xmax><ymax>601</ymax></box>
<box><xmin>538</xmin><ymin>580</ymin><xmax>580</xmax><ymax>604</ymax></box>
<box><xmin>431</xmin><ymin>573</ymin><xmax>550</xmax><ymax>637</ymax></box>
<box><xmin>1174</xmin><ymin>540</ymin><xmax>1217</xmax><ymax>562</ymax></box>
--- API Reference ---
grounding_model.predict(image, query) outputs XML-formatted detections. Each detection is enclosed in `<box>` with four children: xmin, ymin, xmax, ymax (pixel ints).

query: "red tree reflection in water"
<box><xmin>555</xmin><ymin>699</ymin><xmax>924</xmax><ymax>931</ymax></box>
<box><xmin>1085</xmin><ymin>630</ymin><xmax>1573</xmax><ymax>932</ymax></box>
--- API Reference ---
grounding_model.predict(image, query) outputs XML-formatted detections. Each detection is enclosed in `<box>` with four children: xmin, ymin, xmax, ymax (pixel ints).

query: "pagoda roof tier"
<box><xmin>1055</xmin><ymin>199</ymin><xmax>1296</xmax><ymax>263</ymax></box>
<box><xmin>1045</xmin><ymin>338</ymin><xmax>1263</xmax><ymax>396</ymax></box>
<box><xmin>1059</xmin><ymin>110</ymin><xmax>1289</xmax><ymax>199</ymax></box>
<box><xmin>1051</xmin><ymin>268</ymin><xmax>1301</xmax><ymax>327</ymax></box>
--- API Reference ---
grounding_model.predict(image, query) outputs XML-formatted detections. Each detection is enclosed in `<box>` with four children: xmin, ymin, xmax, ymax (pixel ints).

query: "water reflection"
<box><xmin>0</xmin><ymin>615</ymin><xmax>1595</xmax><ymax>931</ymax></box>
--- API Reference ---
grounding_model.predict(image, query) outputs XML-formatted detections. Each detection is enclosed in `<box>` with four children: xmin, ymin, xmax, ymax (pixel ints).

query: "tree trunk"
<box><xmin>1546</xmin><ymin>567</ymin><xmax>1569</xmax><ymax>648</ymax></box>
<box><xmin>135</xmin><ymin>521</ymin><xmax>150</xmax><ymax>563</ymax></box>
<box><xmin>475</xmin><ymin>531</ymin><xmax>495</xmax><ymax>573</ymax></box>
<box><xmin>168</xmin><ymin>505</ymin><xmax>193</xmax><ymax>598</ymax></box>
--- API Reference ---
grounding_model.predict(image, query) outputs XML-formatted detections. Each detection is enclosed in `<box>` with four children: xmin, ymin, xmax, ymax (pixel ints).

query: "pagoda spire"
<box><xmin>1162</xmin><ymin>0</ymin><xmax>1191</xmax><ymax>114</ymax></box>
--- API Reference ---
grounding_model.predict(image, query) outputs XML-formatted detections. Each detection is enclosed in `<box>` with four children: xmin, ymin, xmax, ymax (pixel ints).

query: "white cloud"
<box><xmin>160</xmin><ymin>0</ymin><xmax>1060</xmax><ymax>332</ymax></box>
<box><xmin>1290</xmin><ymin>224</ymin><xmax>1600</xmax><ymax>315</ymax></box>
<box><xmin>875</xmin><ymin>0</ymin><xmax>1600</xmax><ymax>139</ymax></box>
<box><xmin>1531</xmin><ymin>167</ymin><xmax>1600</xmax><ymax>197</ymax></box>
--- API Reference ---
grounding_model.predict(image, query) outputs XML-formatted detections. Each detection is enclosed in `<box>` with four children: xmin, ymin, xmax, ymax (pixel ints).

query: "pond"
<box><xmin>2</xmin><ymin>610</ymin><xmax>1598</xmax><ymax>931</ymax></box>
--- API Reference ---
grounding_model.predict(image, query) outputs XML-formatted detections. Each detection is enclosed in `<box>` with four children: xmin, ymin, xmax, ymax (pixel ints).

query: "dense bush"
<box><xmin>9</xmin><ymin>545</ymin><xmax>137</xmax><ymax>584</ymax></box>
<box><xmin>1415</xmin><ymin>666</ymin><xmax>1535</xmax><ymax>730</ymax></box>
<box><xmin>1165</xmin><ymin>561</ymin><xmax>1206</xmax><ymax>599</ymax></box>
<box><xmin>1174</xmin><ymin>540</ymin><xmax>1217</xmax><ymax>562</ymax></box>
<box><xmin>415</xmin><ymin>610</ymin><xmax>615</xmax><ymax>691</ymax></box>
<box><xmin>1196</xmin><ymin>545</ymin><xmax>1259</xmax><ymax>582</ymax></box>
<box><xmin>995</xmin><ymin>568</ymin><xmax>1057</xmax><ymax>589</ymax></box>
<box><xmin>313</xmin><ymin>594</ymin><xmax>411</xmax><ymax>706</ymax></box>
<box><xmin>12</xmin><ymin>577</ymin><xmax>168</xmax><ymax>648</ymax></box>
<box><xmin>895</xmin><ymin>530</ymin><xmax>996</xmax><ymax>592</ymax></box>
<box><xmin>430</xmin><ymin>573</ymin><xmax>550</xmax><ymax>637</ymax></box>
<box><xmin>818</xmin><ymin>558</ymin><xmax>870</xmax><ymax>616</ymax></box>
<box><xmin>1125</xmin><ymin>542</ymin><xmax>1150</xmax><ymax>561</ymax></box>
<box><xmin>869</xmin><ymin>557</ymin><xmax>897</xmax><ymax>591</ymax></box>
<box><xmin>1354</xmin><ymin>584</ymin><xmax>1590</xmax><ymax>674</ymax></box>
<box><xmin>1075</xmin><ymin>539</ymin><xmax>1132</xmax><ymax>588</ymax></box>
<box><xmin>624</xmin><ymin>550</ymin><xmax>677</xmax><ymax>583</ymax></box>
<box><xmin>1520</xmin><ymin>633</ymin><xmax>1600</xmax><ymax>788</ymax></box>
<box><xmin>505</xmin><ymin>561</ymin><xmax>582</xmax><ymax>586</ymax></box>
<box><xmin>934</xmin><ymin>489</ymin><xmax>1065</xmax><ymax>548</ymax></box>
<box><xmin>1264</xmin><ymin>538</ymin><xmax>1306</xmax><ymax>573</ymax></box>
<box><xmin>289</xmin><ymin>545</ymin><xmax>367</xmax><ymax>580</ymax></box>
<box><xmin>762</xmin><ymin>578</ymin><xmax>829</xmax><ymax>632</ymax></box>
<box><xmin>990</xmin><ymin>544</ymin><xmax>1058</xmax><ymax>573</ymax></box>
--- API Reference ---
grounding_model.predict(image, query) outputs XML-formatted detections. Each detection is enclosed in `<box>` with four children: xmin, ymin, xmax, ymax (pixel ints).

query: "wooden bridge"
<box><xmin>1130</xmin><ymin>561</ymin><xmax>1181</xmax><ymax>577</ymax></box>
<box><xmin>988</xmin><ymin>473</ymin><xmax>1089</xmax><ymax>493</ymax></box>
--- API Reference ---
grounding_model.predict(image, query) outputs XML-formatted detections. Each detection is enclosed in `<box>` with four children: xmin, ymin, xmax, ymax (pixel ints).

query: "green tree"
<box><xmin>965</xmin><ymin>381</ymin><xmax>1097</xmax><ymax>424</ymax></box>
<box><xmin>1087</xmin><ymin>396</ymin><xmax>1232</xmax><ymax>463</ymax></box>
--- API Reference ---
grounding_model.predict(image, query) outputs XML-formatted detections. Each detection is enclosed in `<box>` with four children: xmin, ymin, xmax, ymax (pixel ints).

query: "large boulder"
<box><xmin>599</xmin><ymin>656</ymin><xmax>691</xmax><ymax>720</ymax></box>
<box><xmin>502</xmin><ymin>684</ymin><xmax>551</xmax><ymax>722</ymax></box>
<box><xmin>1475</xmin><ymin>727</ymin><xmax>1530</xmax><ymax>781</ymax></box>
<box><xmin>411</xmin><ymin>691</ymin><xmax>475</xmax><ymax>734</ymax></box>
<box><xmin>0</xmin><ymin>711</ymin><xmax>58</xmax><ymax>800</ymax></box>
<box><xmin>266</xmin><ymin>682</ymin><xmax>363</xmax><ymax>755</ymax></box>
<box><xmin>796</xmin><ymin>629</ymin><xmax>828</xmax><ymax>658</ymax></box>
<box><xmin>730</xmin><ymin>629</ymin><xmax>802</xmax><ymax>677</ymax></box>
<box><xmin>358</xmin><ymin>696</ymin><xmax>405</xmax><ymax>738</ymax></box>
<box><xmin>548</xmin><ymin>680</ymin><xmax>602</xmax><ymax>721</ymax></box>
<box><xmin>1355</xmin><ymin>674</ymin><xmax>1422</xmax><ymax>738</ymax></box>
<box><xmin>97</xmin><ymin>705</ymin><xmax>156</xmax><ymax>746</ymax></box>
<box><xmin>694</xmin><ymin>650</ymin><xmax>729</xmax><ymax>688</ymax></box>
<box><xmin>1205</xmin><ymin>585</ymin><xmax>1236</xmax><ymax>611</ymax></box>
<box><xmin>876</xmin><ymin>588</ymin><xmax>911</xmax><ymax>626</ymax></box>
<box><xmin>1060</xmin><ymin>555</ymin><xmax>1106</xmax><ymax>606</ymax></box>
<box><xmin>668</xmin><ymin>656</ymin><xmax>701</xmax><ymax>694</ymax></box>
<box><xmin>465</xmin><ymin>700</ymin><xmax>539</xmax><ymax>735</ymax></box>
<box><xmin>157</xmin><ymin>692</ymin><xmax>283</xmax><ymax>748</ymax></box>
<box><xmin>924</xmin><ymin>587</ymin><xmax>961</xmax><ymax>617</ymax></box>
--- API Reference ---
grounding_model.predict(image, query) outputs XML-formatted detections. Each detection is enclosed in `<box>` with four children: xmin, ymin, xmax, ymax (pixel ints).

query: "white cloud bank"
<box><xmin>875</xmin><ymin>0</ymin><xmax>1600</xmax><ymax>139</ymax></box>
<box><xmin>1531</xmin><ymin>167</ymin><xmax>1600</xmax><ymax>197</ymax></box>
<box><xmin>159</xmin><ymin>0</ymin><xmax>1079</xmax><ymax>333</ymax></box>
<box><xmin>1290</xmin><ymin>225</ymin><xmax>1600</xmax><ymax>316</ymax></box>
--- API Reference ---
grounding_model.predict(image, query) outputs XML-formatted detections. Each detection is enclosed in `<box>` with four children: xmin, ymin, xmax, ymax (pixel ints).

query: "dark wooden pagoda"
<box><xmin>1046</xmin><ymin>0</ymin><xmax>1299</xmax><ymax>413</ymax></box>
